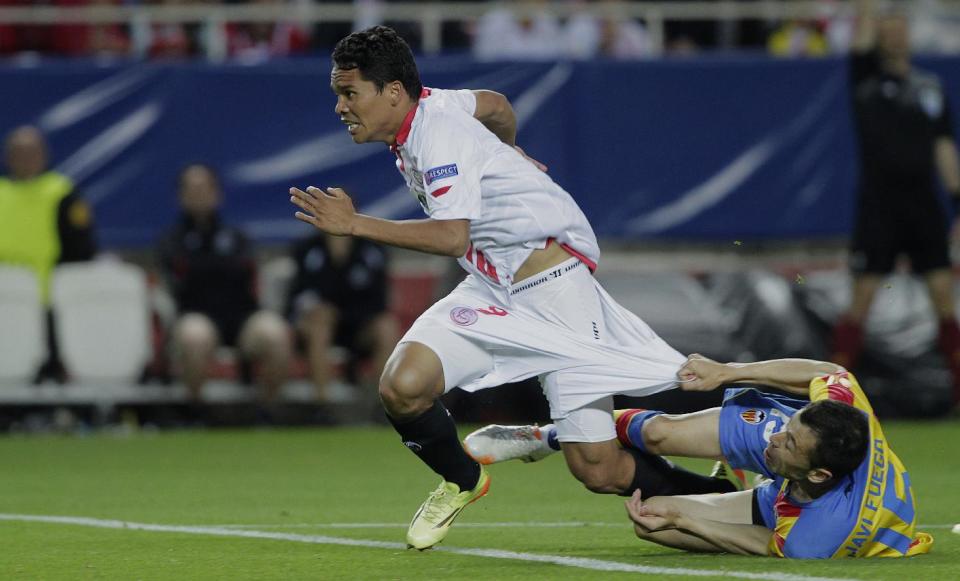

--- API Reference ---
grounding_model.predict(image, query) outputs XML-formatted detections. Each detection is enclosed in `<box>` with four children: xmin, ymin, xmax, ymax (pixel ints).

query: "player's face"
<box><xmin>763</xmin><ymin>412</ymin><xmax>819</xmax><ymax>481</ymax></box>
<box><xmin>331</xmin><ymin>67</ymin><xmax>399</xmax><ymax>145</ymax></box>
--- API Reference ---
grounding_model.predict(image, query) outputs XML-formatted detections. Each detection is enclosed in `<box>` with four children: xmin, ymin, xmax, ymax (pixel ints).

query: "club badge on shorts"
<box><xmin>740</xmin><ymin>409</ymin><xmax>766</xmax><ymax>425</ymax></box>
<box><xmin>450</xmin><ymin>306</ymin><xmax>478</xmax><ymax>326</ymax></box>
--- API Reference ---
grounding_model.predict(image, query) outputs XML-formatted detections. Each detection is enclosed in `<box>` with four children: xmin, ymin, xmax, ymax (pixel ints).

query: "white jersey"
<box><xmin>392</xmin><ymin>88</ymin><xmax>600</xmax><ymax>300</ymax></box>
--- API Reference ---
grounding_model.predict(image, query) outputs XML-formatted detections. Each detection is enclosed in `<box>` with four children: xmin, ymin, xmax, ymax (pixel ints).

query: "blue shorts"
<box><xmin>718</xmin><ymin>388</ymin><xmax>807</xmax><ymax>479</ymax></box>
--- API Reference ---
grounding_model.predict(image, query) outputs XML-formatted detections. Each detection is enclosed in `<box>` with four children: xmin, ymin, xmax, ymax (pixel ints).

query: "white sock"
<box><xmin>538</xmin><ymin>424</ymin><xmax>560</xmax><ymax>450</ymax></box>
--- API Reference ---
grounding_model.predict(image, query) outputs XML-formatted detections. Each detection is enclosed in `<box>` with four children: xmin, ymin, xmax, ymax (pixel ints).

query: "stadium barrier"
<box><xmin>7</xmin><ymin>1</ymin><xmax>958</xmax><ymax>57</ymax></box>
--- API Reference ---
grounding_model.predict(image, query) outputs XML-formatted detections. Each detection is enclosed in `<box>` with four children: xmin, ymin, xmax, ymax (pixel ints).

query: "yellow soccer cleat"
<box><xmin>406</xmin><ymin>467</ymin><xmax>491</xmax><ymax>550</ymax></box>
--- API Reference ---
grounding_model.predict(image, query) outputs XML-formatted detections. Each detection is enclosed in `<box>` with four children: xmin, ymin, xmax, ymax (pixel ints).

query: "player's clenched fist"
<box><xmin>289</xmin><ymin>186</ymin><xmax>357</xmax><ymax>236</ymax></box>
<box><xmin>677</xmin><ymin>353</ymin><xmax>725</xmax><ymax>391</ymax></box>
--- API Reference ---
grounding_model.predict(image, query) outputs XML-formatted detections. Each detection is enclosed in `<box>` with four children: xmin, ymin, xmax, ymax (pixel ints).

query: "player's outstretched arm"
<box><xmin>625</xmin><ymin>491</ymin><xmax>770</xmax><ymax>556</ymax></box>
<box><xmin>290</xmin><ymin>186</ymin><xmax>469</xmax><ymax>257</ymax></box>
<box><xmin>672</xmin><ymin>513</ymin><xmax>772</xmax><ymax>556</ymax></box>
<box><xmin>679</xmin><ymin>354</ymin><xmax>842</xmax><ymax>395</ymax></box>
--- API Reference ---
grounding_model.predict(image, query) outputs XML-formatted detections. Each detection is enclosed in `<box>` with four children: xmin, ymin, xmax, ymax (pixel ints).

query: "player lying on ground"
<box><xmin>289</xmin><ymin>26</ymin><xmax>729</xmax><ymax>550</ymax></box>
<box><xmin>468</xmin><ymin>356</ymin><xmax>933</xmax><ymax>558</ymax></box>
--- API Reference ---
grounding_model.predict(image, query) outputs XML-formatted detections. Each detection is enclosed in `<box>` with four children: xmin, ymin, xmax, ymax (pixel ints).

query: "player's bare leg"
<box><xmin>379</xmin><ymin>342</ymin><xmax>488</xmax><ymax>549</ymax></box>
<box><xmin>561</xmin><ymin>440</ymin><xmax>636</xmax><ymax>493</ymax></box>
<box><xmin>626</xmin><ymin>409</ymin><xmax>722</xmax><ymax>458</ymax></box>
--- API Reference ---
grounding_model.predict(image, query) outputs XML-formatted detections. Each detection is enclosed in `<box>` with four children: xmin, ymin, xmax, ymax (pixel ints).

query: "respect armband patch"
<box><xmin>424</xmin><ymin>164</ymin><xmax>459</xmax><ymax>185</ymax></box>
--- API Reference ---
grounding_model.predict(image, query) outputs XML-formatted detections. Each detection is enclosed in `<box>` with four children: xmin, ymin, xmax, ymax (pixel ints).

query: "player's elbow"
<box><xmin>475</xmin><ymin>90</ymin><xmax>513</xmax><ymax>121</ymax></box>
<box><xmin>439</xmin><ymin>220</ymin><xmax>470</xmax><ymax>257</ymax></box>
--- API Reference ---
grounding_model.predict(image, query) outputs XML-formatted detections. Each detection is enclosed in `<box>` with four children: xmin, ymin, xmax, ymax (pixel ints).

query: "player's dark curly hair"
<box><xmin>798</xmin><ymin>400</ymin><xmax>870</xmax><ymax>480</ymax></box>
<box><xmin>332</xmin><ymin>26</ymin><xmax>423</xmax><ymax>100</ymax></box>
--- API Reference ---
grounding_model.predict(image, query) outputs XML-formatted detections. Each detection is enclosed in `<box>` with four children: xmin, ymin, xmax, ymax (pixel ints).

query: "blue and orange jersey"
<box><xmin>719</xmin><ymin>372</ymin><xmax>933</xmax><ymax>558</ymax></box>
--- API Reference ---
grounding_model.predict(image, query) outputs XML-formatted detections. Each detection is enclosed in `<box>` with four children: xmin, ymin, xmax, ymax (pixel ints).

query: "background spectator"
<box><xmin>0</xmin><ymin>126</ymin><xmax>97</xmax><ymax>381</ymax></box>
<box><xmin>52</xmin><ymin>0</ymin><xmax>131</xmax><ymax>58</ymax></box>
<box><xmin>286</xmin><ymin>233</ymin><xmax>398</xmax><ymax>402</ymax></box>
<box><xmin>767</xmin><ymin>19</ymin><xmax>829</xmax><ymax>57</ymax></box>
<box><xmin>473</xmin><ymin>0</ymin><xmax>564</xmax><ymax>61</ymax></box>
<box><xmin>158</xmin><ymin>164</ymin><xmax>292</xmax><ymax>403</ymax></box>
<box><xmin>142</xmin><ymin>0</ymin><xmax>204</xmax><ymax>59</ymax></box>
<box><xmin>565</xmin><ymin>0</ymin><xmax>651</xmax><ymax>60</ymax></box>
<box><xmin>911</xmin><ymin>0</ymin><xmax>960</xmax><ymax>55</ymax></box>
<box><xmin>227</xmin><ymin>0</ymin><xmax>311</xmax><ymax>64</ymax></box>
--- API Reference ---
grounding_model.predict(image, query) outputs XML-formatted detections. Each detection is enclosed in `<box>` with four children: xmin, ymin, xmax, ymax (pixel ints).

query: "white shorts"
<box><xmin>553</xmin><ymin>397</ymin><xmax>616</xmax><ymax>443</ymax></box>
<box><xmin>399</xmin><ymin>258</ymin><xmax>685</xmax><ymax>437</ymax></box>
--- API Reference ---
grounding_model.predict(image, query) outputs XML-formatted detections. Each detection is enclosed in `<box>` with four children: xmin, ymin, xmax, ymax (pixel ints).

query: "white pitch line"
<box><xmin>208</xmin><ymin>521</ymin><xmax>959</xmax><ymax>531</ymax></box>
<box><xmin>210</xmin><ymin>521</ymin><xmax>624</xmax><ymax>529</ymax></box>
<box><xmin>0</xmin><ymin>513</ymin><xmax>859</xmax><ymax>581</ymax></box>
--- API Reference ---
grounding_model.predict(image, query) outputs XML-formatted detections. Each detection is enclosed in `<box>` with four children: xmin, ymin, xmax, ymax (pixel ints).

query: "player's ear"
<box><xmin>806</xmin><ymin>467</ymin><xmax>833</xmax><ymax>484</ymax></box>
<box><xmin>389</xmin><ymin>81</ymin><xmax>403</xmax><ymax>105</ymax></box>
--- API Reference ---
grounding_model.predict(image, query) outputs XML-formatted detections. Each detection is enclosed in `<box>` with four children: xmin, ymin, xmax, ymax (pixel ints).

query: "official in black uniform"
<box><xmin>158</xmin><ymin>164</ymin><xmax>292</xmax><ymax>402</ymax></box>
<box><xmin>832</xmin><ymin>1</ymin><xmax>960</xmax><ymax>405</ymax></box>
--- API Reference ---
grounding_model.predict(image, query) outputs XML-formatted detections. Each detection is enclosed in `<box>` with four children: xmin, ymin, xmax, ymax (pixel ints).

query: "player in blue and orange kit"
<box><xmin>468</xmin><ymin>355</ymin><xmax>933</xmax><ymax>558</ymax></box>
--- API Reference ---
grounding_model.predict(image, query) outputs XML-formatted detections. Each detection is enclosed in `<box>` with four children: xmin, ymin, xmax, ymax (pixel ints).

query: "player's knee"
<box><xmin>378</xmin><ymin>364</ymin><xmax>434</xmax><ymax>417</ymax></box>
<box><xmin>640</xmin><ymin>416</ymin><xmax>669</xmax><ymax>455</ymax></box>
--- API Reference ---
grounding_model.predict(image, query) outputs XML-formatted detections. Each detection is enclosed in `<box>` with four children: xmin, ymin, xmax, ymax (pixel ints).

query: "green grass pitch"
<box><xmin>1</xmin><ymin>421</ymin><xmax>957</xmax><ymax>580</ymax></box>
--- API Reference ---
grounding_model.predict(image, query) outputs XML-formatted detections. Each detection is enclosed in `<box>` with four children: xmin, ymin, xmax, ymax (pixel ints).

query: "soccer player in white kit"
<box><xmin>289</xmin><ymin>26</ymin><xmax>717</xmax><ymax>550</ymax></box>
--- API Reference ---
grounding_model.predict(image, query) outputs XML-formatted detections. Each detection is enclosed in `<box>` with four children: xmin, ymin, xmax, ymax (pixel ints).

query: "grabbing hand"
<box><xmin>677</xmin><ymin>353</ymin><xmax>726</xmax><ymax>392</ymax></box>
<box><xmin>290</xmin><ymin>186</ymin><xmax>357</xmax><ymax>236</ymax></box>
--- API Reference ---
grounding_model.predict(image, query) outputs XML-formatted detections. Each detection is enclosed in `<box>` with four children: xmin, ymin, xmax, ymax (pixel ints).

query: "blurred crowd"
<box><xmin>0</xmin><ymin>127</ymin><xmax>402</xmax><ymax>413</ymax></box>
<box><xmin>2</xmin><ymin>0</ymin><xmax>960</xmax><ymax>62</ymax></box>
